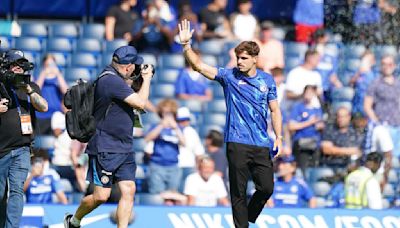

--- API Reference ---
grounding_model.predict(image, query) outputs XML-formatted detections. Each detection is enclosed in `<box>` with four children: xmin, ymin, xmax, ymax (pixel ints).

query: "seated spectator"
<box><xmin>205</xmin><ymin>129</ymin><xmax>227</xmax><ymax>179</ymax></box>
<box><xmin>171</xmin><ymin>0</ymin><xmax>203</xmax><ymax>53</ymax></box>
<box><xmin>350</xmin><ymin>50</ymin><xmax>377</xmax><ymax>115</ymax></box>
<box><xmin>285</xmin><ymin>49</ymin><xmax>323</xmax><ymax>110</ymax></box>
<box><xmin>184</xmin><ymin>156</ymin><xmax>229</xmax><ymax>207</ymax></box>
<box><xmin>35</xmin><ymin>54</ymin><xmax>68</xmax><ymax>135</ymax></box>
<box><xmin>312</xmin><ymin>29</ymin><xmax>342</xmax><ymax>100</ymax></box>
<box><xmin>144</xmin><ymin>99</ymin><xmax>185</xmax><ymax>194</ymax></box>
<box><xmin>288</xmin><ymin>85</ymin><xmax>324</xmax><ymax>176</ymax></box>
<box><xmin>364</xmin><ymin>55</ymin><xmax>400</xmax><ymax>160</ymax></box>
<box><xmin>24</xmin><ymin>157</ymin><xmax>68</xmax><ymax>204</ymax></box>
<box><xmin>320</xmin><ymin>106</ymin><xmax>363</xmax><ymax>167</ymax></box>
<box><xmin>177</xmin><ymin>107</ymin><xmax>205</xmax><ymax>192</ymax></box>
<box><xmin>230</xmin><ymin>0</ymin><xmax>258</xmax><ymax>41</ymax></box>
<box><xmin>199</xmin><ymin>0</ymin><xmax>233</xmax><ymax>40</ymax></box>
<box><xmin>131</xmin><ymin>0</ymin><xmax>174</xmax><ymax>53</ymax></box>
<box><xmin>105</xmin><ymin>0</ymin><xmax>139</xmax><ymax>41</ymax></box>
<box><xmin>267</xmin><ymin>155</ymin><xmax>316</xmax><ymax>208</ymax></box>
<box><xmin>175</xmin><ymin>49</ymin><xmax>212</xmax><ymax>101</ymax></box>
<box><xmin>344</xmin><ymin>152</ymin><xmax>383</xmax><ymax>209</ymax></box>
<box><xmin>293</xmin><ymin>0</ymin><xmax>324</xmax><ymax>43</ymax></box>
<box><xmin>256</xmin><ymin>21</ymin><xmax>284</xmax><ymax>72</ymax></box>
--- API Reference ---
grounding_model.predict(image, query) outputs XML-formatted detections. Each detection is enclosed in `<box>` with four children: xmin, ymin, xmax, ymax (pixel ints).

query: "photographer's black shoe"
<box><xmin>63</xmin><ymin>213</ymin><xmax>80</xmax><ymax>228</ymax></box>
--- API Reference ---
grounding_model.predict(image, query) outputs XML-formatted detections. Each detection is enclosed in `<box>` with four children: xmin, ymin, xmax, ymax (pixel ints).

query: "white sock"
<box><xmin>70</xmin><ymin>216</ymin><xmax>81</xmax><ymax>226</ymax></box>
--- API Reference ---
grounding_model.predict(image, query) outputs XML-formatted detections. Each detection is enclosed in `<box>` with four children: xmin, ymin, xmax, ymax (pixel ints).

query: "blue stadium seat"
<box><xmin>81</xmin><ymin>23</ymin><xmax>105</xmax><ymax>39</ymax></box>
<box><xmin>141</xmin><ymin>53</ymin><xmax>157</xmax><ymax>67</ymax></box>
<box><xmin>212</xmin><ymin>84</ymin><xmax>224</xmax><ymax>99</ymax></box>
<box><xmin>159</xmin><ymin>54</ymin><xmax>185</xmax><ymax>69</ymax></box>
<box><xmin>101</xmin><ymin>52</ymin><xmax>113</xmax><ymax>67</ymax></box>
<box><xmin>49</xmin><ymin>23</ymin><xmax>79</xmax><ymax>38</ymax></box>
<box><xmin>135</xmin><ymin>152</ymin><xmax>145</xmax><ymax>165</ymax></box>
<box><xmin>388</xmin><ymin>169</ymin><xmax>398</xmax><ymax>184</ymax></box>
<box><xmin>207</xmin><ymin>99</ymin><xmax>226</xmax><ymax>114</ymax></box>
<box><xmin>198</xmin><ymin>39</ymin><xmax>224</xmax><ymax>55</ymax></box>
<box><xmin>0</xmin><ymin>36</ymin><xmax>12</xmax><ymax>50</ymax></box>
<box><xmin>284</xmin><ymin>42</ymin><xmax>308</xmax><ymax>58</ymax></box>
<box><xmin>392</xmin><ymin>156</ymin><xmax>400</xmax><ymax>169</ymax></box>
<box><xmin>64</xmin><ymin>67</ymin><xmax>92</xmax><ymax>83</ymax></box>
<box><xmin>75</xmin><ymin>38</ymin><xmax>102</xmax><ymax>54</ymax></box>
<box><xmin>135</xmin><ymin>165</ymin><xmax>146</xmax><ymax>179</ymax></box>
<box><xmin>312</xmin><ymin>181</ymin><xmax>331</xmax><ymax>197</ymax></box>
<box><xmin>202</xmin><ymin>54</ymin><xmax>218</xmax><ymax>66</ymax></box>
<box><xmin>47</xmin><ymin>52</ymin><xmax>69</xmax><ymax>68</ymax></box>
<box><xmin>344</xmin><ymin>58</ymin><xmax>361</xmax><ymax>72</ymax></box>
<box><xmin>157</xmin><ymin>69</ymin><xmax>179</xmax><ymax>84</ymax></box>
<box><xmin>152</xmin><ymin>84</ymin><xmax>175</xmax><ymax>98</ymax></box>
<box><xmin>307</xmin><ymin>167</ymin><xmax>335</xmax><ymax>183</ymax></box>
<box><xmin>330</xmin><ymin>87</ymin><xmax>355</xmax><ymax>102</ymax></box>
<box><xmin>179</xmin><ymin>100</ymin><xmax>204</xmax><ymax>113</ymax></box>
<box><xmin>71</xmin><ymin>53</ymin><xmax>98</xmax><ymax>68</ymax></box>
<box><xmin>383</xmin><ymin>184</ymin><xmax>395</xmax><ymax>200</ymax></box>
<box><xmin>104</xmin><ymin>39</ymin><xmax>128</xmax><ymax>52</ymax></box>
<box><xmin>325</xmin><ymin>43</ymin><xmax>340</xmax><ymax>57</ymax></box>
<box><xmin>20</xmin><ymin>23</ymin><xmax>47</xmax><ymax>38</ymax></box>
<box><xmin>47</xmin><ymin>38</ymin><xmax>73</xmax><ymax>53</ymax></box>
<box><xmin>204</xmin><ymin>113</ymin><xmax>226</xmax><ymax>126</ymax></box>
<box><xmin>141</xmin><ymin>112</ymin><xmax>160</xmax><ymax>126</ymax></box>
<box><xmin>222</xmin><ymin>40</ymin><xmax>241</xmax><ymax>53</ymax></box>
<box><xmin>33</xmin><ymin>135</ymin><xmax>55</xmax><ymax>150</ymax></box>
<box><xmin>373</xmin><ymin>45</ymin><xmax>397</xmax><ymax>58</ymax></box>
<box><xmin>344</xmin><ymin>44</ymin><xmax>366</xmax><ymax>58</ymax></box>
<box><xmin>15</xmin><ymin>37</ymin><xmax>42</xmax><ymax>52</ymax></box>
<box><xmin>285</xmin><ymin>56</ymin><xmax>302</xmax><ymax>71</ymax></box>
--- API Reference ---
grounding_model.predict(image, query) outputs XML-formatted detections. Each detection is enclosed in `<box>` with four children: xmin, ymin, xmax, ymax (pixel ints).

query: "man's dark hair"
<box><xmin>206</xmin><ymin>130</ymin><xmax>223</xmax><ymax>147</ymax></box>
<box><xmin>365</xmin><ymin>152</ymin><xmax>383</xmax><ymax>164</ymax></box>
<box><xmin>270</xmin><ymin>67</ymin><xmax>283</xmax><ymax>77</ymax></box>
<box><xmin>304</xmin><ymin>49</ymin><xmax>319</xmax><ymax>61</ymax></box>
<box><xmin>234</xmin><ymin>41</ymin><xmax>260</xmax><ymax>57</ymax></box>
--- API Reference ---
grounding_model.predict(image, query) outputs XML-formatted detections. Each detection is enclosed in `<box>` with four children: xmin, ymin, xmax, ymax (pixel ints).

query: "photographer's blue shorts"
<box><xmin>87</xmin><ymin>152</ymin><xmax>136</xmax><ymax>188</ymax></box>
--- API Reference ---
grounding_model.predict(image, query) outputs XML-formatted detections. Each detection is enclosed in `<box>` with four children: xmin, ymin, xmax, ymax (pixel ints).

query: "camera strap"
<box><xmin>11</xmin><ymin>87</ymin><xmax>33</xmax><ymax>135</ymax></box>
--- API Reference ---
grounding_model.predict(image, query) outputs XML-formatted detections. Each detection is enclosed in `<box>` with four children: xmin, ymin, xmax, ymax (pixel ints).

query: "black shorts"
<box><xmin>87</xmin><ymin>152</ymin><xmax>136</xmax><ymax>188</ymax></box>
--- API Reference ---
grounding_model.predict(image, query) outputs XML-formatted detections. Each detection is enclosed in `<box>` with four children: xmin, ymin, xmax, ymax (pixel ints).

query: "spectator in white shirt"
<box><xmin>177</xmin><ymin>107</ymin><xmax>205</xmax><ymax>192</ymax></box>
<box><xmin>285</xmin><ymin>49</ymin><xmax>322</xmax><ymax>110</ymax></box>
<box><xmin>184</xmin><ymin>156</ymin><xmax>229</xmax><ymax>207</ymax></box>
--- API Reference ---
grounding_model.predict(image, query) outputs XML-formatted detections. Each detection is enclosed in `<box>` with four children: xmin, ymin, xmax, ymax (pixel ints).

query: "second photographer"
<box><xmin>0</xmin><ymin>49</ymin><xmax>48</xmax><ymax>228</ymax></box>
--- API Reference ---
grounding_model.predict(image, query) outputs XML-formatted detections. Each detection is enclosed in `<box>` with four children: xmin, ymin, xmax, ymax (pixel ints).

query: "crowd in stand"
<box><xmin>8</xmin><ymin>0</ymin><xmax>399</xmax><ymax>209</ymax></box>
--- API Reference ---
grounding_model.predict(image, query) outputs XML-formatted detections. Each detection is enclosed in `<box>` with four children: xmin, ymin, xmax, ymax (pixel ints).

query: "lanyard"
<box><xmin>11</xmin><ymin>87</ymin><xmax>30</xmax><ymax>116</ymax></box>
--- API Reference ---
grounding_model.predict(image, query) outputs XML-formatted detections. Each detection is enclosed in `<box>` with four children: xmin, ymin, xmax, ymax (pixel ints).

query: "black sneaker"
<box><xmin>64</xmin><ymin>213</ymin><xmax>80</xmax><ymax>228</ymax></box>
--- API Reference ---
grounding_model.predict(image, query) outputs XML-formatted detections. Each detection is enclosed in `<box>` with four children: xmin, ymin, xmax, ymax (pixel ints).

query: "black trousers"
<box><xmin>226</xmin><ymin>142</ymin><xmax>274</xmax><ymax>228</ymax></box>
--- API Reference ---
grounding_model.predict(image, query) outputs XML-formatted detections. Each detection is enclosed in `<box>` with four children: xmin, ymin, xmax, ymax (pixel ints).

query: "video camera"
<box><xmin>0</xmin><ymin>51</ymin><xmax>34</xmax><ymax>87</ymax></box>
<box><xmin>130</xmin><ymin>64</ymin><xmax>155</xmax><ymax>92</ymax></box>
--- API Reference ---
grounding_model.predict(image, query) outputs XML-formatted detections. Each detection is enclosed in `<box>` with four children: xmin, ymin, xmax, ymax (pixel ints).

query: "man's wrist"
<box><xmin>276</xmin><ymin>135</ymin><xmax>283</xmax><ymax>140</ymax></box>
<box><xmin>182</xmin><ymin>43</ymin><xmax>191</xmax><ymax>52</ymax></box>
<box><xmin>27</xmin><ymin>89</ymin><xmax>35</xmax><ymax>95</ymax></box>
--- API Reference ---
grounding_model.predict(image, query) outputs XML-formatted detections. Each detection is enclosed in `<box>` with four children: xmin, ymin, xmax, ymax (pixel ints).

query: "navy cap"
<box><xmin>277</xmin><ymin>155</ymin><xmax>296</xmax><ymax>163</ymax></box>
<box><xmin>112</xmin><ymin>46</ymin><xmax>144</xmax><ymax>65</ymax></box>
<box><xmin>5</xmin><ymin>49</ymin><xmax>28</xmax><ymax>62</ymax></box>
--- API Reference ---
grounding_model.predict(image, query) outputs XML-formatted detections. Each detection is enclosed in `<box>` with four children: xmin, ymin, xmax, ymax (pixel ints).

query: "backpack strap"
<box><xmin>93</xmin><ymin>70</ymin><xmax>117</xmax><ymax>121</ymax></box>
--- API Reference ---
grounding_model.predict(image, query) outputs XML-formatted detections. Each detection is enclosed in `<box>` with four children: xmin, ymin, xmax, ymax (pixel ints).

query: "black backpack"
<box><xmin>64</xmin><ymin>71</ymin><xmax>114</xmax><ymax>143</ymax></box>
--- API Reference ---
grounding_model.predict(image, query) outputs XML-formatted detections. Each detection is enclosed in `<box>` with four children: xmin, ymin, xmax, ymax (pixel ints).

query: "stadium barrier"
<box><xmin>21</xmin><ymin>204</ymin><xmax>400</xmax><ymax>228</ymax></box>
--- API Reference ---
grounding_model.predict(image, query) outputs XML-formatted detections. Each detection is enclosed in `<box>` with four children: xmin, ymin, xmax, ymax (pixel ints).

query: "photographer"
<box><xmin>0</xmin><ymin>49</ymin><xmax>48</xmax><ymax>228</ymax></box>
<box><xmin>64</xmin><ymin>45</ymin><xmax>154</xmax><ymax>228</ymax></box>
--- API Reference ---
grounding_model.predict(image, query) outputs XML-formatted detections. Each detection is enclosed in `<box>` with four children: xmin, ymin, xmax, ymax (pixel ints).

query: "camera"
<box><xmin>0</xmin><ymin>51</ymin><xmax>34</xmax><ymax>87</ymax></box>
<box><xmin>130</xmin><ymin>64</ymin><xmax>155</xmax><ymax>92</ymax></box>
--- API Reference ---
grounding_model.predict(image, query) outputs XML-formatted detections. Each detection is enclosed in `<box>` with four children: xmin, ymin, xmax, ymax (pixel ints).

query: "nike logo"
<box><xmin>49</xmin><ymin>214</ymin><xmax>110</xmax><ymax>228</ymax></box>
<box><xmin>238</xmin><ymin>80</ymin><xmax>247</xmax><ymax>85</ymax></box>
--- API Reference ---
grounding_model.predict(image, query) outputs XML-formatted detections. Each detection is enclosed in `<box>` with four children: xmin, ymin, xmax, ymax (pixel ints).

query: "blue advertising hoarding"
<box><xmin>21</xmin><ymin>205</ymin><xmax>400</xmax><ymax>228</ymax></box>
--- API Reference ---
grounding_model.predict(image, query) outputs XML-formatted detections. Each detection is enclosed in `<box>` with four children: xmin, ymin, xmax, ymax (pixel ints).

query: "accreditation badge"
<box><xmin>20</xmin><ymin>114</ymin><xmax>33</xmax><ymax>135</ymax></box>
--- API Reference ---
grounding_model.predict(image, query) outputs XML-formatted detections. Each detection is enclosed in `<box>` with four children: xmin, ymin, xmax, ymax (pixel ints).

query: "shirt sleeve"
<box><xmin>183</xmin><ymin>174</ymin><xmax>197</xmax><ymax>196</ymax></box>
<box><xmin>267</xmin><ymin>78</ymin><xmax>278</xmax><ymax>102</ymax></box>
<box><xmin>188</xmin><ymin>128</ymin><xmax>205</xmax><ymax>156</ymax></box>
<box><xmin>215</xmin><ymin>175</ymin><xmax>228</xmax><ymax>198</ymax></box>
<box><xmin>366</xmin><ymin>178</ymin><xmax>383</xmax><ymax>209</ymax></box>
<box><xmin>214</xmin><ymin>67</ymin><xmax>229</xmax><ymax>86</ymax></box>
<box><xmin>366</xmin><ymin>79</ymin><xmax>378</xmax><ymax>97</ymax></box>
<box><xmin>51</xmin><ymin>111</ymin><xmax>65</xmax><ymax>130</ymax></box>
<box><xmin>106</xmin><ymin>5</ymin><xmax>118</xmax><ymax>18</ymax></box>
<box><xmin>106</xmin><ymin>76</ymin><xmax>134</xmax><ymax>101</ymax></box>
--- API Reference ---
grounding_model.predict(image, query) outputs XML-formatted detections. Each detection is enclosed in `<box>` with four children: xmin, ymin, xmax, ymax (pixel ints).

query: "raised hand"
<box><xmin>178</xmin><ymin>19</ymin><xmax>194</xmax><ymax>45</ymax></box>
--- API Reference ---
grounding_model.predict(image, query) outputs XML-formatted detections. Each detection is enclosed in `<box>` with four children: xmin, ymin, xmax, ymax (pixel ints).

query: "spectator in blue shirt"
<box><xmin>288</xmin><ymin>85</ymin><xmax>324</xmax><ymax>176</ymax></box>
<box><xmin>175</xmin><ymin>49</ymin><xmax>212</xmax><ymax>101</ymax></box>
<box><xmin>145</xmin><ymin>99</ymin><xmax>186</xmax><ymax>194</ymax></box>
<box><xmin>267</xmin><ymin>155</ymin><xmax>316</xmax><ymax>208</ymax></box>
<box><xmin>293</xmin><ymin>0</ymin><xmax>324</xmax><ymax>43</ymax></box>
<box><xmin>24</xmin><ymin>157</ymin><xmax>68</xmax><ymax>204</ymax></box>
<box><xmin>35</xmin><ymin>54</ymin><xmax>69</xmax><ymax>135</ymax></box>
<box><xmin>350</xmin><ymin>0</ymin><xmax>382</xmax><ymax>45</ymax></box>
